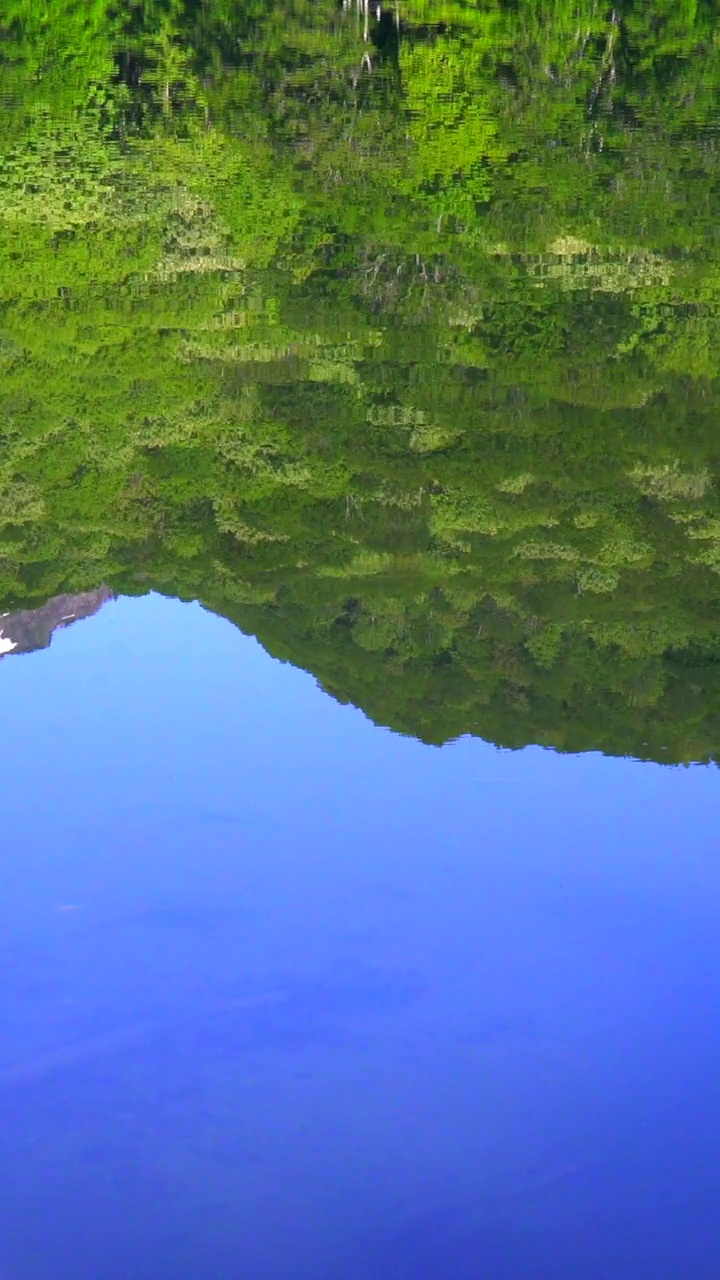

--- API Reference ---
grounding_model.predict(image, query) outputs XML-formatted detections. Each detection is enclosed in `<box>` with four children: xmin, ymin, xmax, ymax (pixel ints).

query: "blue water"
<box><xmin>1</xmin><ymin>594</ymin><xmax>720</xmax><ymax>1278</ymax></box>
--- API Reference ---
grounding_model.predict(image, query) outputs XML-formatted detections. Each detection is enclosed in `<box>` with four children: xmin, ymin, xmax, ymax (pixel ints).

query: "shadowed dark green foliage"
<box><xmin>0</xmin><ymin>0</ymin><xmax>719</xmax><ymax>761</ymax></box>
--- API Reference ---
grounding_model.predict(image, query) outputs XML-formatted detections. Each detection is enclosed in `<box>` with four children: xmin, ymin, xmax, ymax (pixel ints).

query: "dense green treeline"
<box><xmin>0</xmin><ymin>1</ymin><xmax>719</xmax><ymax>760</ymax></box>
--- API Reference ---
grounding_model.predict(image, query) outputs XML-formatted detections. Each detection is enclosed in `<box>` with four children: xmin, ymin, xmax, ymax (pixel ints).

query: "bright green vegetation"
<box><xmin>1</xmin><ymin>1</ymin><xmax>719</xmax><ymax>760</ymax></box>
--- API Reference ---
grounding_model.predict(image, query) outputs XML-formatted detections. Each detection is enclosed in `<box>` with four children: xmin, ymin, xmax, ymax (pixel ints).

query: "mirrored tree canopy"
<box><xmin>1</xmin><ymin>0</ymin><xmax>719</xmax><ymax>761</ymax></box>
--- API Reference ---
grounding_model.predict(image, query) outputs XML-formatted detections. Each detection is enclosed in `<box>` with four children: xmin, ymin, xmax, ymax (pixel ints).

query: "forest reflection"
<box><xmin>0</xmin><ymin>1</ymin><xmax>719</xmax><ymax>762</ymax></box>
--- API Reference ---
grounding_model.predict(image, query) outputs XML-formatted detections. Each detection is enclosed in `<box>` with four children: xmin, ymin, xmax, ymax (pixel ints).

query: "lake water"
<box><xmin>1</xmin><ymin>3</ymin><xmax>720</xmax><ymax>1276</ymax></box>
<box><xmin>2</xmin><ymin>594</ymin><xmax>720</xmax><ymax>1278</ymax></box>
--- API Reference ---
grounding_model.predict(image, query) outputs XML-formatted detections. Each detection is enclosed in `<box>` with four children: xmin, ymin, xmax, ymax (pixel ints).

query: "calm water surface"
<box><xmin>0</xmin><ymin>594</ymin><xmax>719</xmax><ymax>1278</ymax></box>
<box><xmin>2</xmin><ymin>2</ymin><xmax>720</xmax><ymax>1275</ymax></box>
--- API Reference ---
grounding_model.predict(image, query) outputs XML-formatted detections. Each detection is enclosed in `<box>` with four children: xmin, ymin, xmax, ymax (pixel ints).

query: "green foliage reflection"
<box><xmin>0</xmin><ymin>0</ymin><xmax>719</xmax><ymax>761</ymax></box>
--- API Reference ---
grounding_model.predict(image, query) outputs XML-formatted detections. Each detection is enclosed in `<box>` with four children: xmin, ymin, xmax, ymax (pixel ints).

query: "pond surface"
<box><xmin>1</xmin><ymin>2</ymin><xmax>720</xmax><ymax>1276</ymax></box>
<box><xmin>1</xmin><ymin>593</ymin><xmax>720</xmax><ymax>1279</ymax></box>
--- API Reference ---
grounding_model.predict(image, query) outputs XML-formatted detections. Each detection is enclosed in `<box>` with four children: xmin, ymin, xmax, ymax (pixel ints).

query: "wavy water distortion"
<box><xmin>0</xmin><ymin>1</ymin><xmax>718</xmax><ymax>761</ymax></box>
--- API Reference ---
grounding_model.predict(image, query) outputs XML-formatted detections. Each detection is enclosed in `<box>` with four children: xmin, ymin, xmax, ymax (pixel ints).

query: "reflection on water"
<box><xmin>0</xmin><ymin>589</ymin><xmax>111</xmax><ymax>658</ymax></box>
<box><xmin>0</xmin><ymin>0</ymin><xmax>718</xmax><ymax>760</ymax></box>
<box><xmin>1</xmin><ymin>2</ymin><xmax>720</xmax><ymax>1276</ymax></box>
<box><xmin>2</xmin><ymin>594</ymin><xmax>720</xmax><ymax>1279</ymax></box>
